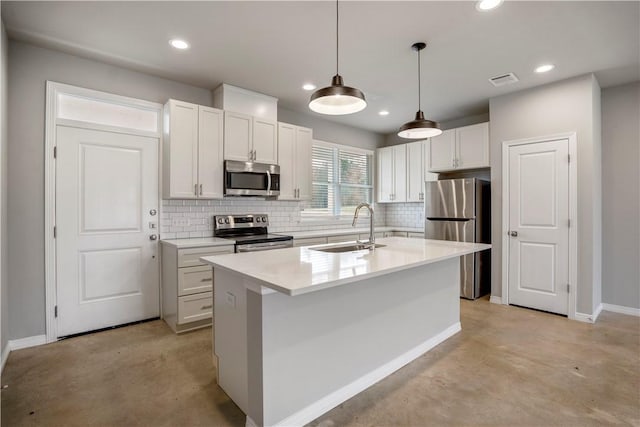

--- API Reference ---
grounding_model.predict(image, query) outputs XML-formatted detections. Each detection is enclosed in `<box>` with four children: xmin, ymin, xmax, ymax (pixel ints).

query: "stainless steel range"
<box><xmin>213</xmin><ymin>214</ymin><xmax>293</xmax><ymax>253</ymax></box>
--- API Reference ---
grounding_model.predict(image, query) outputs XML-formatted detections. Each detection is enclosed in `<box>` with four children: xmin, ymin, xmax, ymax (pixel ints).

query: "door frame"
<box><xmin>45</xmin><ymin>81</ymin><xmax>163</xmax><ymax>343</ymax></box>
<box><xmin>500</xmin><ymin>132</ymin><xmax>578</xmax><ymax>320</ymax></box>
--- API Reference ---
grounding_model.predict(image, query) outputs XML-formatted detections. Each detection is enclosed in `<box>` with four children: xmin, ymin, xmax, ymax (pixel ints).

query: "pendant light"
<box><xmin>398</xmin><ymin>42</ymin><xmax>442</xmax><ymax>139</ymax></box>
<box><xmin>309</xmin><ymin>0</ymin><xmax>367</xmax><ymax>115</ymax></box>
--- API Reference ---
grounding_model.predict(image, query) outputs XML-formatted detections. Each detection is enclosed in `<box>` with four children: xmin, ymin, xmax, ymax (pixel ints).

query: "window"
<box><xmin>304</xmin><ymin>141</ymin><xmax>373</xmax><ymax>217</ymax></box>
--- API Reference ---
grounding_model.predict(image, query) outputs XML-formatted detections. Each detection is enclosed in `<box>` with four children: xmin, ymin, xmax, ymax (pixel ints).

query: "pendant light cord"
<box><xmin>336</xmin><ymin>0</ymin><xmax>339</xmax><ymax>75</ymax></box>
<box><xmin>417</xmin><ymin>47</ymin><xmax>421</xmax><ymax>111</ymax></box>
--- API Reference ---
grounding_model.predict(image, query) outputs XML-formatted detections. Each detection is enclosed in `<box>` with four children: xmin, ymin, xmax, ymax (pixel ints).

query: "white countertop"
<box><xmin>283</xmin><ymin>226</ymin><xmax>423</xmax><ymax>239</ymax></box>
<box><xmin>201</xmin><ymin>237</ymin><xmax>490</xmax><ymax>296</ymax></box>
<box><xmin>160</xmin><ymin>237</ymin><xmax>235</xmax><ymax>248</ymax></box>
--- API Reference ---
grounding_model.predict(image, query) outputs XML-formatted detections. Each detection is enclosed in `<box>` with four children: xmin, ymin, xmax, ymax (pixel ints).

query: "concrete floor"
<box><xmin>2</xmin><ymin>298</ymin><xmax>639</xmax><ymax>426</ymax></box>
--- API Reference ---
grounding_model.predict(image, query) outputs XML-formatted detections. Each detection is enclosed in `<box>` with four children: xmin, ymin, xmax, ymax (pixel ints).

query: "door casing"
<box><xmin>45</xmin><ymin>81</ymin><xmax>163</xmax><ymax>342</ymax></box>
<box><xmin>501</xmin><ymin>132</ymin><xmax>578</xmax><ymax>321</ymax></box>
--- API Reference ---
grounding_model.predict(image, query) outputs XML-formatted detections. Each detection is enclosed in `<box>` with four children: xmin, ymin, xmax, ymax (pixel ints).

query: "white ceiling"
<box><xmin>2</xmin><ymin>1</ymin><xmax>639</xmax><ymax>134</ymax></box>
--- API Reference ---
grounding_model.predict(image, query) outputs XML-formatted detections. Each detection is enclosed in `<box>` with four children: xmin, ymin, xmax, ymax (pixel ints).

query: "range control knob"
<box><xmin>256</xmin><ymin>217</ymin><xmax>261</xmax><ymax>223</ymax></box>
<box><xmin>217</xmin><ymin>218</ymin><xmax>224</xmax><ymax>224</ymax></box>
<box><xmin>262</xmin><ymin>216</ymin><xmax>267</xmax><ymax>223</ymax></box>
<box><xmin>224</xmin><ymin>218</ymin><xmax>230</xmax><ymax>224</ymax></box>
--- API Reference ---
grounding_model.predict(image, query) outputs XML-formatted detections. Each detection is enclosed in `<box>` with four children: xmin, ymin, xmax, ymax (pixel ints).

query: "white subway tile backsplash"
<box><xmin>385</xmin><ymin>202</ymin><xmax>425</xmax><ymax>228</ymax></box>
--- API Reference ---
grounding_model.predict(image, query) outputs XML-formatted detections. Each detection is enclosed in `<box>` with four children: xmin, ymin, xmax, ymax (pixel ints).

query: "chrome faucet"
<box><xmin>352</xmin><ymin>203</ymin><xmax>375</xmax><ymax>250</ymax></box>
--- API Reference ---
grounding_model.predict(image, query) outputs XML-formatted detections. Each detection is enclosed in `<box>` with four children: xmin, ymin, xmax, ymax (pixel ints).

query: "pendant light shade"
<box><xmin>309</xmin><ymin>0</ymin><xmax>366</xmax><ymax>115</ymax></box>
<box><xmin>398</xmin><ymin>42</ymin><xmax>441</xmax><ymax>139</ymax></box>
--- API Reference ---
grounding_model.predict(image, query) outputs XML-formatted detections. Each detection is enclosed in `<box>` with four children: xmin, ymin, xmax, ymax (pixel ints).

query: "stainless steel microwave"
<box><xmin>224</xmin><ymin>160</ymin><xmax>280</xmax><ymax>197</ymax></box>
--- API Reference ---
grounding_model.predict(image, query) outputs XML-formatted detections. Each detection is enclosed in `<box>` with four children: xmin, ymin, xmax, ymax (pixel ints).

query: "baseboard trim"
<box><xmin>602</xmin><ymin>303</ymin><xmax>640</xmax><ymax>317</ymax></box>
<box><xmin>9</xmin><ymin>334</ymin><xmax>47</xmax><ymax>351</ymax></box>
<box><xmin>1</xmin><ymin>343</ymin><xmax>10</xmax><ymax>374</ymax></box>
<box><xmin>574</xmin><ymin>311</ymin><xmax>596</xmax><ymax>323</ymax></box>
<box><xmin>592</xmin><ymin>303</ymin><xmax>603</xmax><ymax>322</ymax></box>
<box><xmin>489</xmin><ymin>295</ymin><xmax>502</xmax><ymax>305</ymax></box>
<box><xmin>271</xmin><ymin>322</ymin><xmax>462</xmax><ymax>427</ymax></box>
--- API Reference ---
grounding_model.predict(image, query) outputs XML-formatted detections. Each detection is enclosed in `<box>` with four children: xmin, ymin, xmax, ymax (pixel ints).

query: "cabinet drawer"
<box><xmin>407</xmin><ymin>232</ymin><xmax>425</xmax><ymax>239</ymax></box>
<box><xmin>178</xmin><ymin>246</ymin><xmax>234</xmax><ymax>267</ymax></box>
<box><xmin>327</xmin><ymin>234</ymin><xmax>360</xmax><ymax>243</ymax></box>
<box><xmin>293</xmin><ymin>237</ymin><xmax>328</xmax><ymax>247</ymax></box>
<box><xmin>178</xmin><ymin>265</ymin><xmax>213</xmax><ymax>296</ymax></box>
<box><xmin>178</xmin><ymin>292</ymin><xmax>213</xmax><ymax>325</ymax></box>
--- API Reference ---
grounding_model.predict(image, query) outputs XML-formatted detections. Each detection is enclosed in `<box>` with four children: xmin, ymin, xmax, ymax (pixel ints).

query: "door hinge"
<box><xmin>568</xmin><ymin>154</ymin><xmax>570</xmax><ymax>163</ymax></box>
<box><xmin>567</xmin><ymin>284</ymin><xmax>570</xmax><ymax>293</ymax></box>
<box><xmin>53</xmin><ymin>146</ymin><xmax>57</xmax><ymax>158</ymax></box>
<box><xmin>53</xmin><ymin>226</ymin><xmax>57</xmax><ymax>238</ymax></box>
<box><xmin>568</xmin><ymin>219</ymin><xmax>571</xmax><ymax>228</ymax></box>
<box><xmin>54</xmin><ymin>305</ymin><xmax>58</xmax><ymax>318</ymax></box>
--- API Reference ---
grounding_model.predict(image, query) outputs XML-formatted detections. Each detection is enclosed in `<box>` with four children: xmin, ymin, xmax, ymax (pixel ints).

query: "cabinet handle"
<box><xmin>201</xmin><ymin>304</ymin><xmax>213</xmax><ymax>310</ymax></box>
<box><xmin>194</xmin><ymin>184</ymin><xmax>198</xmax><ymax>196</ymax></box>
<box><xmin>199</xmin><ymin>184</ymin><xmax>203</xmax><ymax>196</ymax></box>
<box><xmin>200</xmin><ymin>277</ymin><xmax>213</xmax><ymax>282</ymax></box>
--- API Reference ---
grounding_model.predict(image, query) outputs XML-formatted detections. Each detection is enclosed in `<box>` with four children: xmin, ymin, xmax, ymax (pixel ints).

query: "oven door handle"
<box><xmin>236</xmin><ymin>241</ymin><xmax>292</xmax><ymax>252</ymax></box>
<box><xmin>266</xmin><ymin>170</ymin><xmax>271</xmax><ymax>194</ymax></box>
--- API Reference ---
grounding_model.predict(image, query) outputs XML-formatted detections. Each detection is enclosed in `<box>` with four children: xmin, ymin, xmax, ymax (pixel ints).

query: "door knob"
<box><xmin>149</xmin><ymin>234</ymin><xmax>158</xmax><ymax>241</ymax></box>
<box><xmin>509</xmin><ymin>231</ymin><xmax>518</xmax><ymax>237</ymax></box>
<box><xmin>149</xmin><ymin>209</ymin><xmax>157</xmax><ymax>216</ymax></box>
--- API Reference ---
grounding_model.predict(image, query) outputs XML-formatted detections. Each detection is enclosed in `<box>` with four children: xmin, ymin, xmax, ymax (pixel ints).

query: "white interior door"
<box><xmin>56</xmin><ymin>125</ymin><xmax>159</xmax><ymax>336</ymax></box>
<box><xmin>508</xmin><ymin>139</ymin><xmax>569</xmax><ymax>315</ymax></box>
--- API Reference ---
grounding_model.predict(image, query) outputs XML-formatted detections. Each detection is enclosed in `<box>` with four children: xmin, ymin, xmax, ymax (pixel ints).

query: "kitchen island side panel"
<box><xmin>256</xmin><ymin>258</ymin><xmax>460</xmax><ymax>426</ymax></box>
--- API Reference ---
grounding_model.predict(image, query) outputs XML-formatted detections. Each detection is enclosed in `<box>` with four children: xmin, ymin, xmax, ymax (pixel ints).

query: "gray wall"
<box><xmin>1</xmin><ymin>21</ymin><xmax>8</xmax><ymax>356</ymax></box>
<box><xmin>277</xmin><ymin>107</ymin><xmax>384</xmax><ymax>151</ymax></box>
<box><xmin>489</xmin><ymin>74</ymin><xmax>602</xmax><ymax>315</ymax></box>
<box><xmin>601</xmin><ymin>82</ymin><xmax>640</xmax><ymax>309</ymax></box>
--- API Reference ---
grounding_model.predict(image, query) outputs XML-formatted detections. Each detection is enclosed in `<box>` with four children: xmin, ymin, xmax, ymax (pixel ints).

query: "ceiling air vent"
<box><xmin>489</xmin><ymin>72</ymin><xmax>519</xmax><ymax>87</ymax></box>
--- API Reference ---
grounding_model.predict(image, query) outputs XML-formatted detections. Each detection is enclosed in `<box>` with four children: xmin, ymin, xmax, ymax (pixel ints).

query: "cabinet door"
<box><xmin>224</xmin><ymin>111</ymin><xmax>252</xmax><ymax>162</ymax></box>
<box><xmin>406</xmin><ymin>141</ymin><xmax>424</xmax><ymax>202</ymax></box>
<box><xmin>164</xmin><ymin>100</ymin><xmax>198</xmax><ymax>199</ymax></box>
<box><xmin>429</xmin><ymin>129</ymin><xmax>456</xmax><ymax>172</ymax></box>
<box><xmin>392</xmin><ymin>144</ymin><xmax>407</xmax><ymax>202</ymax></box>
<box><xmin>423</xmin><ymin>139</ymin><xmax>439</xmax><ymax>182</ymax></box>
<box><xmin>198</xmin><ymin>107</ymin><xmax>224</xmax><ymax>199</ymax></box>
<box><xmin>377</xmin><ymin>147</ymin><xmax>394</xmax><ymax>203</ymax></box>
<box><xmin>456</xmin><ymin>122</ymin><xmax>489</xmax><ymax>169</ymax></box>
<box><xmin>295</xmin><ymin>127</ymin><xmax>313</xmax><ymax>201</ymax></box>
<box><xmin>277</xmin><ymin>122</ymin><xmax>296</xmax><ymax>200</ymax></box>
<box><xmin>253</xmin><ymin>117</ymin><xmax>278</xmax><ymax>164</ymax></box>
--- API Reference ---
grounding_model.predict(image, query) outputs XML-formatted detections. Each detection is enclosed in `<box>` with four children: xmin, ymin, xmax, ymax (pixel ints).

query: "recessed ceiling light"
<box><xmin>302</xmin><ymin>83</ymin><xmax>316</xmax><ymax>91</ymax></box>
<box><xmin>535</xmin><ymin>64</ymin><xmax>555</xmax><ymax>73</ymax></box>
<box><xmin>169</xmin><ymin>39</ymin><xmax>190</xmax><ymax>50</ymax></box>
<box><xmin>476</xmin><ymin>0</ymin><xmax>503</xmax><ymax>11</ymax></box>
<box><xmin>378</xmin><ymin>110</ymin><xmax>390</xmax><ymax>116</ymax></box>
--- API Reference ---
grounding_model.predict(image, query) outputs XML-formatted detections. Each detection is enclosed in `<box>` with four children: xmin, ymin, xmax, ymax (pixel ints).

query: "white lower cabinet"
<box><xmin>407</xmin><ymin>232</ymin><xmax>425</xmax><ymax>239</ymax></box>
<box><xmin>161</xmin><ymin>243</ymin><xmax>234</xmax><ymax>333</ymax></box>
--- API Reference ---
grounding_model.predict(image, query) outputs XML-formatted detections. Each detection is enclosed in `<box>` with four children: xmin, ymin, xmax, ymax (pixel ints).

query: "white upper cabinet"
<box><xmin>163</xmin><ymin>100</ymin><xmax>223</xmax><ymax>199</ymax></box>
<box><xmin>223</xmin><ymin>111</ymin><xmax>278</xmax><ymax>164</ymax></box>
<box><xmin>406</xmin><ymin>141</ymin><xmax>437</xmax><ymax>202</ymax></box>
<box><xmin>377</xmin><ymin>145</ymin><xmax>407</xmax><ymax>203</ymax></box>
<box><xmin>253</xmin><ymin>117</ymin><xmax>278</xmax><ymax>164</ymax></box>
<box><xmin>277</xmin><ymin>122</ymin><xmax>312</xmax><ymax>201</ymax></box>
<box><xmin>429</xmin><ymin>122</ymin><xmax>490</xmax><ymax>172</ymax></box>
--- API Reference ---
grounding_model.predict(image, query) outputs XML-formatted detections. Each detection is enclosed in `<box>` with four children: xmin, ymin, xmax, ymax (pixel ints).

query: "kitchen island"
<box><xmin>201</xmin><ymin>237</ymin><xmax>490</xmax><ymax>427</ymax></box>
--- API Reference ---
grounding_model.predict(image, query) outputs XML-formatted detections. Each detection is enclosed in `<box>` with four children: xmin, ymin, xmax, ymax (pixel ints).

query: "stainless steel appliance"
<box><xmin>224</xmin><ymin>160</ymin><xmax>280</xmax><ymax>197</ymax></box>
<box><xmin>425</xmin><ymin>178</ymin><xmax>490</xmax><ymax>299</ymax></box>
<box><xmin>213</xmin><ymin>214</ymin><xmax>293</xmax><ymax>252</ymax></box>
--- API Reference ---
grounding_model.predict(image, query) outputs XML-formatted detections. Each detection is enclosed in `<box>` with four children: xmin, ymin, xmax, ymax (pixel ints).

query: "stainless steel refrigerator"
<box><xmin>424</xmin><ymin>178</ymin><xmax>491</xmax><ymax>299</ymax></box>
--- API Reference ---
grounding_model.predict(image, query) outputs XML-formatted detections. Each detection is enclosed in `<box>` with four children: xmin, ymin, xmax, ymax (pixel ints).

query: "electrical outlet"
<box><xmin>172</xmin><ymin>217</ymin><xmax>190</xmax><ymax>227</ymax></box>
<box><xmin>225</xmin><ymin>292</ymin><xmax>236</xmax><ymax>308</ymax></box>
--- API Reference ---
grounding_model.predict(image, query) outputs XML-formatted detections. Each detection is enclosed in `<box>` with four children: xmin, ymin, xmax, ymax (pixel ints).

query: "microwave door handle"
<box><xmin>266</xmin><ymin>170</ymin><xmax>271</xmax><ymax>193</ymax></box>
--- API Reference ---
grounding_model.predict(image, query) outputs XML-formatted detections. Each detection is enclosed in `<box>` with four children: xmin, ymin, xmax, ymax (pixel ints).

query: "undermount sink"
<box><xmin>310</xmin><ymin>243</ymin><xmax>386</xmax><ymax>253</ymax></box>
